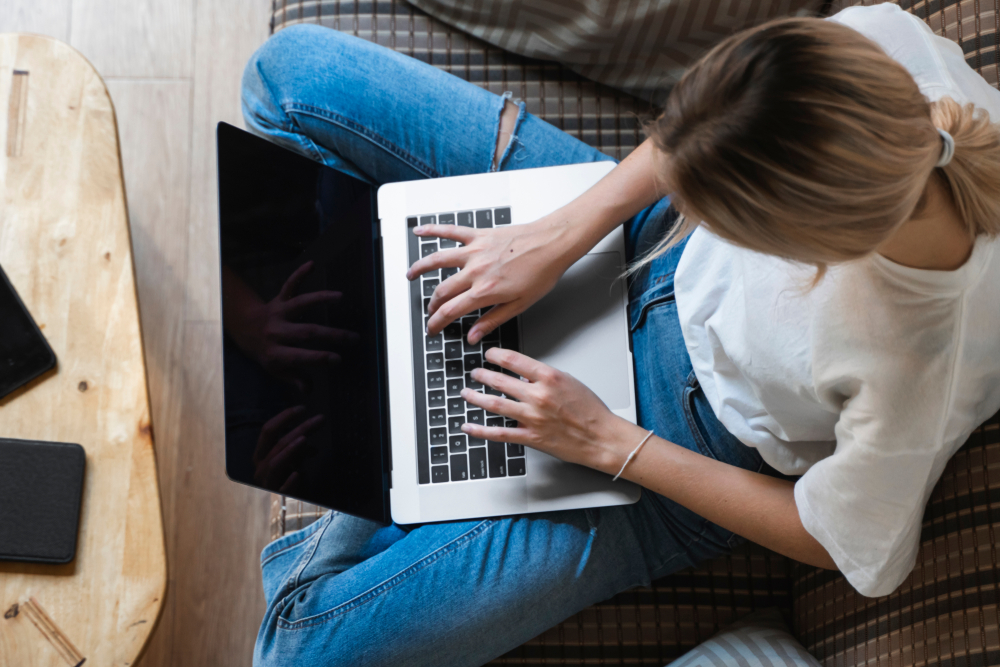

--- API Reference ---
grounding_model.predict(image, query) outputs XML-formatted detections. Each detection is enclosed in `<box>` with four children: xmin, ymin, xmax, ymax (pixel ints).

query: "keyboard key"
<box><xmin>421</xmin><ymin>242</ymin><xmax>437</xmax><ymax>258</ymax></box>
<box><xmin>464</xmin><ymin>354</ymin><xmax>483</xmax><ymax>372</ymax></box>
<box><xmin>431</xmin><ymin>465</ymin><xmax>449</xmax><ymax>483</ymax></box>
<box><xmin>447</xmin><ymin>397</ymin><xmax>465</xmax><ymax>415</ymax></box>
<box><xmin>507</xmin><ymin>442</ymin><xmax>524</xmax><ymax>457</ymax></box>
<box><xmin>444</xmin><ymin>341</ymin><xmax>463</xmax><ymax>359</ymax></box>
<box><xmin>426</xmin><ymin>334</ymin><xmax>443</xmax><ymax>352</ymax></box>
<box><xmin>467</xmin><ymin>409</ymin><xmax>485</xmax><ymax>427</ymax></box>
<box><xmin>442</xmin><ymin>267</ymin><xmax>458</xmax><ymax>280</ymax></box>
<box><xmin>428</xmin><ymin>390</ymin><xmax>445</xmax><ymax>408</ymax></box>
<box><xmin>446</xmin><ymin>360</ymin><xmax>463</xmax><ymax>378</ymax></box>
<box><xmin>485</xmin><ymin>385</ymin><xmax>501</xmax><ymax>396</ymax></box>
<box><xmin>505</xmin><ymin>419</ymin><xmax>518</xmax><ymax>428</ymax></box>
<box><xmin>448</xmin><ymin>416</ymin><xmax>465</xmax><ymax>434</ymax></box>
<box><xmin>488</xmin><ymin>441</ymin><xmax>506</xmax><ymax>477</ymax></box>
<box><xmin>450</xmin><ymin>454</ymin><xmax>469</xmax><ymax>481</ymax></box>
<box><xmin>469</xmin><ymin>447</ymin><xmax>487</xmax><ymax>479</ymax></box>
<box><xmin>440</xmin><ymin>238</ymin><xmax>457</xmax><ymax>249</ymax></box>
<box><xmin>431</xmin><ymin>446</ymin><xmax>448</xmax><ymax>464</ymax></box>
<box><xmin>487</xmin><ymin>417</ymin><xmax>503</xmax><ymax>428</ymax></box>
<box><xmin>439</xmin><ymin>213</ymin><xmax>455</xmax><ymax>225</ymax></box>
<box><xmin>461</xmin><ymin>317</ymin><xmax>477</xmax><ymax>338</ymax></box>
<box><xmin>483</xmin><ymin>328</ymin><xmax>500</xmax><ymax>343</ymax></box>
<box><xmin>449</xmin><ymin>435</ymin><xmax>467</xmax><ymax>453</ymax></box>
<box><xmin>509</xmin><ymin>457</ymin><xmax>526</xmax><ymax>476</ymax></box>
<box><xmin>483</xmin><ymin>361</ymin><xmax>501</xmax><ymax>373</ymax></box>
<box><xmin>423</xmin><ymin>279</ymin><xmax>438</xmax><ymax>297</ymax></box>
<box><xmin>494</xmin><ymin>207</ymin><xmax>511</xmax><ymax>225</ymax></box>
<box><xmin>427</xmin><ymin>371</ymin><xmax>444</xmax><ymax>389</ymax></box>
<box><xmin>408</xmin><ymin>216</ymin><xmax>419</xmax><ymax>228</ymax></box>
<box><xmin>457</xmin><ymin>211</ymin><xmax>473</xmax><ymax>227</ymax></box>
<box><xmin>475</xmin><ymin>210</ymin><xmax>493</xmax><ymax>228</ymax></box>
<box><xmin>468</xmin><ymin>433</ymin><xmax>486</xmax><ymax>447</ymax></box>
<box><xmin>446</xmin><ymin>378</ymin><xmax>464</xmax><ymax>397</ymax></box>
<box><xmin>419</xmin><ymin>215</ymin><xmax>436</xmax><ymax>226</ymax></box>
<box><xmin>429</xmin><ymin>409</ymin><xmax>447</xmax><ymax>427</ymax></box>
<box><xmin>430</xmin><ymin>428</ymin><xmax>448</xmax><ymax>446</ymax></box>
<box><xmin>423</xmin><ymin>297</ymin><xmax>431</xmax><ymax>314</ymax></box>
<box><xmin>426</xmin><ymin>352</ymin><xmax>443</xmax><ymax>371</ymax></box>
<box><xmin>499</xmin><ymin>319</ymin><xmax>520</xmax><ymax>350</ymax></box>
<box><xmin>465</xmin><ymin>372</ymin><xmax>483</xmax><ymax>390</ymax></box>
<box><xmin>464</xmin><ymin>337</ymin><xmax>481</xmax><ymax>353</ymax></box>
<box><xmin>443</xmin><ymin>322</ymin><xmax>463</xmax><ymax>340</ymax></box>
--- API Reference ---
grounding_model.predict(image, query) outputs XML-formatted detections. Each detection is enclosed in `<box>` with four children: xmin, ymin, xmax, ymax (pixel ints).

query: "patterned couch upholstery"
<box><xmin>266</xmin><ymin>1</ymin><xmax>1000</xmax><ymax>664</ymax></box>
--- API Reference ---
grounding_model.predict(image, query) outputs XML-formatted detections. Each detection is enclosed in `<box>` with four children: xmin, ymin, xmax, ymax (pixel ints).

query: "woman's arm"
<box><xmin>598</xmin><ymin>417</ymin><xmax>838</xmax><ymax>570</ymax></box>
<box><xmin>461</xmin><ymin>347</ymin><xmax>839</xmax><ymax>572</ymax></box>
<box><xmin>407</xmin><ymin>138</ymin><xmax>666</xmax><ymax>342</ymax></box>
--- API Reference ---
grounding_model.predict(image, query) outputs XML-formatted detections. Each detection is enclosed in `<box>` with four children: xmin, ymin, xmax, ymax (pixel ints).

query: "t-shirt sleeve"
<box><xmin>794</xmin><ymin>369</ymin><xmax>955</xmax><ymax>598</ymax></box>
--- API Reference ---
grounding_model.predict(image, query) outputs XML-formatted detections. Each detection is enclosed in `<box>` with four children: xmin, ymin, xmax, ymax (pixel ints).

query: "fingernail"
<box><xmin>468</xmin><ymin>329</ymin><xmax>479</xmax><ymax>343</ymax></box>
<box><xmin>414</xmin><ymin>226</ymin><xmax>424</xmax><ymax>234</ymax></box>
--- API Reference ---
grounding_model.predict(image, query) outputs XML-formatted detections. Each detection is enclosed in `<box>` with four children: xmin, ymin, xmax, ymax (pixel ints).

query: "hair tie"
<box><xmin>936</xmin><ymin>128</ymin><xmax>955</xmax><ymax>168</ymax></box>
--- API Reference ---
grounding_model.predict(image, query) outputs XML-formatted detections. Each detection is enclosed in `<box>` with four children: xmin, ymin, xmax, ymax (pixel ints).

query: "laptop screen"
<box><xmin>216</xmin><ymin>122</ymin><xmax>390</xmax><ymax>524</ymax></box>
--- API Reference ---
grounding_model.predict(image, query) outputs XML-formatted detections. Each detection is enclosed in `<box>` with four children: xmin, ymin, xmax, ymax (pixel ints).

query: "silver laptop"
<box><xmin>217</xmin><ymin>122</ymin><xmax>639</xmax><ymax>526</ymax></box>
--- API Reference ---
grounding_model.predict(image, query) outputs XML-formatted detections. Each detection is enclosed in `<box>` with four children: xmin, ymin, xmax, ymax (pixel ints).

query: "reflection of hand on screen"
<box><xmin>251</xmin><ymin>406</ymin><xmax>325</xmax><ymax>494</ymax></box>
<box><xmin>222</xmin><ymin>260</ymin><xmax>360</xmax><ymax>393</ymax></box>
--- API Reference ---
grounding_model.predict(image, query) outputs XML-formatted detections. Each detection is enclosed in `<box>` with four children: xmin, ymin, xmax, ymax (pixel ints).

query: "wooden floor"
<box><xmin>1</xmin><ymin>2</ymin><xmax>274</xmax><ymax>665</ymax></box>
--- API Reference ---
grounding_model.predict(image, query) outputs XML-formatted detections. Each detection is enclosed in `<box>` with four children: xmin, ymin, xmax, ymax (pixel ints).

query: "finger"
<box><xmin>412</xmin><ymin>223</ymin><xmax>477</xmax><ymax>245</ymax></box>
<box><xmin>468</xmin><ymin>302</ymin><xmax>521</xmax><ymax>345</ymax></box>
<box><xmin>461</xmin><ymin>422</ymin><xmax>534</xmax><ymax>447</ymax></box>
<box><xmin>277</xmin><ymin>322</ymin><xmax>361</xmax><ymax>346</ymax></box>
<box><xmin>278</xmin><ymin>471</ymin><xmax>304</xmax><ymax>495</ymax></box>
<box><xmin>426</xmin><ymin>291</ymin><xmax>486</xmax><ymax>337</ymax></box>
<box><xmin>278</xmin><ymin>261</ymin><xmax>315</xmax><ymax>300</ymax></box>
<box><xmin>468</xmin><ymin>368</ymin><xmax>528</xmax><ymax>402</ymax></box>
<box><xmin>271</xmin><ymin>346</ymin><xmax>341</xmax><ymax>368</ymax></box>
<box><xmin>279</xmin><ymin>413</ymin><xmax>325</xmax><ymax>446</ymax></box>
<box><xmin>284</xmin><ymin>290</ymin><xmax>343</xmax><ymax>314</ymax></box>
<box><xmin>263</xmin><ymin>436</ymin><xmax>310</xmax><ymax>488</ymax></box>
<box><xmin>253</xmin><ymin>405</ymin><xmax>307</xmax><ymax>462</ymax></box>
<box><xmin>405</xmin><ymin>246</ymin><xmax>471</xmax><ymax>281</ymax></box>
<box><xmin>460</xmin><ymin>387</ymin><xmax>529</xmax><ymax>421</ymax></box>
<box><xmin>484</xmin><ymin>347</ymin><xmax>552</xmax><ymax>383</ymax></box>
<box><xmin>426</xmin><ymin>270</ymin><xmax>474</xmax><ymax>316</ymax></box>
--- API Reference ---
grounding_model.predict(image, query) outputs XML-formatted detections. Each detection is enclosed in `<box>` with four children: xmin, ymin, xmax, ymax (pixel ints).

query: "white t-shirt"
<box><xmin>673</xmin><ymin>3</ymin><xmax>1000</xmax><ymax>598</ymax></box>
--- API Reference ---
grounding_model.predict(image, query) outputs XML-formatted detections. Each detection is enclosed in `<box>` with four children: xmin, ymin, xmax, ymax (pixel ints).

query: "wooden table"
<box><xmin>0</xmin><ymin>34</ymin><xmax>166</xmax><ymax>667</ymax></box>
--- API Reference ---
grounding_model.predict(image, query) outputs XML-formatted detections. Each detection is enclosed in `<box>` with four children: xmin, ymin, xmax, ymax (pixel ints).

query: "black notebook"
<box><xmin>0</xmin><ymin>437</ymin><xmax>85</xmax><ymax>564</ymax></box>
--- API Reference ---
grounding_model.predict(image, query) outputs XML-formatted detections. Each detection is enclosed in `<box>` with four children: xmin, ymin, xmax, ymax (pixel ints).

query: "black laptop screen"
<box><xmin>217</xmin><ymin>122</ymin><xmax>389</xmax><ymax>524</ymax></box>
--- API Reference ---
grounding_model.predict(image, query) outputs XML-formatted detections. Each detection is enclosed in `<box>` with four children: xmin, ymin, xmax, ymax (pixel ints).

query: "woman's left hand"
<box><xmin>460</xmin><ymin>347</ymin><xmax>625</xmax><ymax>471</ymax></box>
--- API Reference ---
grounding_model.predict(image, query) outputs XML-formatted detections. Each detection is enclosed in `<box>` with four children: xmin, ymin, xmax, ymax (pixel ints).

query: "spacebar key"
<box><xmin>487</xmin><ymin>441</ymin><xmax>506</xmax><ymax>477</ymax></box>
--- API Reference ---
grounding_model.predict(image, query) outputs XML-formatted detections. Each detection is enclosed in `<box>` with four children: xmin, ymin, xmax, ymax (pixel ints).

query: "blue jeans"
<box><xmin>241</xmin><ymin>25</ymin><xmax>780</xmax><ymax>667</ymax></box>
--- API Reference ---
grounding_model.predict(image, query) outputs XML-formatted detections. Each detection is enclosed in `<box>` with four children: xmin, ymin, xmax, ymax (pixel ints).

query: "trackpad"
<box><xmin>520</xmin><ymin>251</ymin><xmax>630</xmax><ymax>410</ymax></box>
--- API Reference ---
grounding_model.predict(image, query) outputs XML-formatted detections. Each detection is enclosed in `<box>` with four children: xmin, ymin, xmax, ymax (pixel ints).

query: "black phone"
<box><xmin>0</xmin><ymin>264</ymin><xmax>56</xmax><ymax>399</ymax></box>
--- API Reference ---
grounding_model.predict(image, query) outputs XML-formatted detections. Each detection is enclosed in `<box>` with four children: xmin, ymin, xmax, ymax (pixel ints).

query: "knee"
<box><xmin>240</xmin><ymin>24</ymin><xmax>338</xmax><ymax>130</ymax></box>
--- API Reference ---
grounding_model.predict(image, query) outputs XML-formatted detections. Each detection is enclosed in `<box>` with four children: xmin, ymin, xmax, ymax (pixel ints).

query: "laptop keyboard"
<box><xmin>406</xmin><ymin>207</ymin><xmax>527</xmax><ymax>485</ymax></box>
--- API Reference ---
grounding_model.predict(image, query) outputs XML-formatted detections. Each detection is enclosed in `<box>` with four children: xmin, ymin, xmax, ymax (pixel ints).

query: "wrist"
<box><xmin>593</xmin><ymin>415</ymin><xmax>650</xmax><ymax>477</ymax></box>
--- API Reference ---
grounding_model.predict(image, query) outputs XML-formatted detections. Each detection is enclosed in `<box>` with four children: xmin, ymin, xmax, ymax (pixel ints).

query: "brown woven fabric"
<box><xmin>492</xmin><ymin>542</ymin><xmax>793</xmax><ymax>665</ymax></box>
<box><xmin>793</xmin><ymin>414</ymin><xmax>1000</xmax><ymax>667</ymax></box>
<box><xmin>271</xmin><ymin>0</ymin><xmax>654</xmax><ymax>160</ymax></box>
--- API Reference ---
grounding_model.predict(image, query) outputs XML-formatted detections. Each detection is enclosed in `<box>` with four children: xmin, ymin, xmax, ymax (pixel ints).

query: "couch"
<box><xmin>265</xmin><ymin>1</ymin><xmax>1000</xmax><ymax>664</ymax></box>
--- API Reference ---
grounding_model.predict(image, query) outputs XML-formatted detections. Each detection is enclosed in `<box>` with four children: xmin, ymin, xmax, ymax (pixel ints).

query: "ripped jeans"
<box><xmin>240</xmin><ymin>24</ymin><xmax>784</xmax><ymax>667</ymax></box>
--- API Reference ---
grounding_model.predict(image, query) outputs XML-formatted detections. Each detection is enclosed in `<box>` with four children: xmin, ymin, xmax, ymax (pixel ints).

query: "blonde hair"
<box><xmin>633</xmin><ymin>16</ymin><xmax>1000</xmax><ymax>289</ymax></box>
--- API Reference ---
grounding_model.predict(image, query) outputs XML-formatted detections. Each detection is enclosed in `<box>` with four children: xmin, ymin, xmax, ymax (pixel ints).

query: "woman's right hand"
<box><xmin>405</xmin><ymin>215</ymin><xmax>580</xmax><ymax>344</ymax></box>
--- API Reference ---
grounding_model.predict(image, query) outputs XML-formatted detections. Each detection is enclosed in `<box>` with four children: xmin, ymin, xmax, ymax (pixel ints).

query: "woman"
<box><xmin>240</xmin><ymin>4</ymin><xmax>1000</xmax><ymax>665</ymax></box>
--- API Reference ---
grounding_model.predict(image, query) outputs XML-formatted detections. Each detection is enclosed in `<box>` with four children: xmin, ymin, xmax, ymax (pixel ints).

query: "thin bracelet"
<box><xmin>612</xmin><ymin>430</ymin><xmax>655</xmax><ymax>481</ymax></box>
